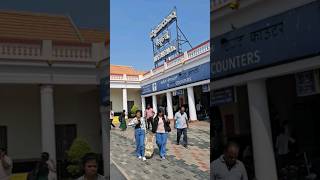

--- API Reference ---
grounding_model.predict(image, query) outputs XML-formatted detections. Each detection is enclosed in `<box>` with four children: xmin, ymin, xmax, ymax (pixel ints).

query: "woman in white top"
<box><xmin>131</xmin><ymin>110</ymin><xmax>147</xmax><ymax>161</ymax></box>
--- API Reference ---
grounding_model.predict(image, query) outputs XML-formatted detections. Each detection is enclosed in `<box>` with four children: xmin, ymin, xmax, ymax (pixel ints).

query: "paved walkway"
<box><xmin>110</xmin><ymin>120</ymin><xmax>210</xmax><ymax>180</ymax></box>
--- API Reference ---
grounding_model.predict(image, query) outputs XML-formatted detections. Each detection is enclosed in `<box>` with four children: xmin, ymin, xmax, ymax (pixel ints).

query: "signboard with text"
<box><xmin>211</xmin><ymin>87</ymin><xmax>235</xmax><ymax>106</ymax></box>
<box><xmin>142</xmin><ymin>62</ymin><xmax>210</xmax><ymax>95</ymax></box>
<box><xmin>295</xmin><ymin>70</ymin><xmax>320</xmax><ymax>97</ymax></box>
<box><xmin>151</xmin><ymin>8</ymin><xmax>179</xmax><ymax>67</ymax></box>
<box><xmin>211</xmin><ymin>1</ymin><xmax>320</xmax><ymax>80</ymax></box>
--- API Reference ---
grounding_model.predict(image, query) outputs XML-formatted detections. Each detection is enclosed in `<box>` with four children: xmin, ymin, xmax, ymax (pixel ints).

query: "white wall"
<box><xmin>110</xmin><ymin>88</ymin><xmax>142</xmax><ymax>112</ymax></box>
<box><xmin>54</xmin><ymin>85</ymin><xmax>102</xmax><ymax>153</ymax></box>
<box><xmin>127</xmin><ymin>89</ymin><xmax>142</xmax><ymax>110</ymax></box>
<box><xmin>0</xmin><ymin>85</ymin><xmax>42</xmax><ymax>160</ymax></box>
<box><xmin>110</xmin><ymin>88</ymin><xmax>123</xmax><ymax>112</ymax></box>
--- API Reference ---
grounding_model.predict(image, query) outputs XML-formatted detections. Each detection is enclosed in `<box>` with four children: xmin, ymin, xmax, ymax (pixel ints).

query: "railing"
<box><xmin>187</xmin><ymin>41</ymin><xmax>210</xmax><ymax>59</ymax></box>
<box><xmin>110</xmin><ymin>74</ymin><xmax>141</xmax><ymax>82</ymax></box>
<box><xmin>110</xmin><ymin>74</ymin><xmax>124</xmax><ymax>80</ymax></box>
<box><xmin>142</xmin><ymin>40</ymin><xmax>210</xmax><ymax>80</ymax></box>
<box><xmin>0</xmin><ymin>39</ymin><xmax>105</xmax><ymax>62</ymax></box>
<box><xmin>0</xmin><ymin>43</ymin><xmax>41</xmax><ymax>58</ymax></box>
<box><xmin>52</xmin><ymin>45</ymin><xmax>92</xmax><ymax>61</ymax></box>
<box><xmin>152</xmin><ymin>65</ymin><xmax>165</xmax><ymax>75</ymax></box>
<box><xmin>126</xmin><ymin>75</ymin><xmax>140</xmax><ymax>81</ymax></box>
<box><xmin>166</xmin><ymin>54</ymin><xmax>184</xmax><ymax>69</ymax></box>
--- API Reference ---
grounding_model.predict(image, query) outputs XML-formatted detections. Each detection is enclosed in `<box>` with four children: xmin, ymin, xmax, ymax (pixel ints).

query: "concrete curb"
<box><xmin>111</xmin><ymin>158</ymin><xmax>131</xmax><ymax>180</ymax></box>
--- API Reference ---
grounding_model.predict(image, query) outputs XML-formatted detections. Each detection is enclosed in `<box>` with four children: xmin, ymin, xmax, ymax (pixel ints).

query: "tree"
<box><xmin>66</xmin><ymin>138</ymin><xmax>92</xmax><ymax>177</ymax></box>
<box><xmin>130</xmin><ymin>104</ymin><xmax>138</xmax><ymax>117</ymax></box>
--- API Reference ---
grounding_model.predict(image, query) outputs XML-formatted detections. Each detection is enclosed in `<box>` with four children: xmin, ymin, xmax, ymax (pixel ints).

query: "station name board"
<box><xmin>150</xmin><ymin>10</ymin><xmax>177</xmax><ymax>39</ymax></box>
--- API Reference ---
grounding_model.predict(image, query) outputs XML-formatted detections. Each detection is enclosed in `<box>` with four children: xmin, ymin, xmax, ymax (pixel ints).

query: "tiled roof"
<box><xmin>79</xmin><ymin>29</ymin><xmax>109</xmax><ymax>43</ymax></box>
<box><xmin>0</xmin><ymin>10</ymin><xmax>109</xmax><ymax>44</ymax></box>
<box><xmin>110</xmin><ymin>65</ymin><xmax>146</xmax><ymax>75</ymax></box>
<box><xmin>0</xmin><ymin>10</ymin><xmax>82</xmax><ymax>42</ymax></box>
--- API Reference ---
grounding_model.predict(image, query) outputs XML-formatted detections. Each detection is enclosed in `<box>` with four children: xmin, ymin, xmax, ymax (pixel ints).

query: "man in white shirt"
<box><xmin>174</xmin><ymin>106</ymin><xmax>189</xmax><ymax>148</ymax></box>
<box><xmin>0</xmin><ymin>148</ymin><xmax>12</xmax><ymax>180</ymax></box>
<box><xmin>212</xmin><ymin>142</ymin><xmax>248</xmax><ymax>180</ymax></box>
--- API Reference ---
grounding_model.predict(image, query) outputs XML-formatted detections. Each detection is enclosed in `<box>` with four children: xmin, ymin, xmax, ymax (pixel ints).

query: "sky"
<box><xmin>111</xmin><ymin>0</ymin><xmax>209</xmax><ymax>71</ymax></box>
<box><xmin>0</xmin><ymin>0</ymin><xmax>109</xmax><ymax>30</ymax></box>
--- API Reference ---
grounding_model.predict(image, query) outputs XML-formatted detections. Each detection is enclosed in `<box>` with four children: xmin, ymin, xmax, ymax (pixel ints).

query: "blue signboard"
<box><xmin>100</xmin><ymin>76</ymin><xmax>109</xmax><ymax>106</ymax></box>
<box><xmin>211</xmin><ymin>87</ymin><xmax>235</xmax><ymax>106</ymax></box>
<box><xmin>142</xmin><ymin>62</ymin><xmax>210</xmax><ymax>95</ymax></box>
<box><xmin>151</xmin><ymin>9</ymin><xmax>179</xmax><ymax>67</ymax></box>
<box><xmin>211</xmin><ymin>1</ymin><xmax>320</xmax><ymax>80</ymax></box>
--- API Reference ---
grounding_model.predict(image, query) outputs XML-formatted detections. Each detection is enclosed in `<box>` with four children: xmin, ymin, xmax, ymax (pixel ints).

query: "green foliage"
<box><xmin>130</xmin><ymin>105</ymin><xmax>138</xmax><ymax>117</ymax></box>
<box><xmin>66</xmin><ymin>138</ymin><xmax>92</xmax><ymax>177</ymax></box>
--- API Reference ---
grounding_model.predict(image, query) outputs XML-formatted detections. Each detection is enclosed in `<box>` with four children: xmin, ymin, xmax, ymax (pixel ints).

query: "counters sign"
<box><xmin>212</xmin><ymin>1</ymin><xmax>320</xmax><ymax>79</ymax></box>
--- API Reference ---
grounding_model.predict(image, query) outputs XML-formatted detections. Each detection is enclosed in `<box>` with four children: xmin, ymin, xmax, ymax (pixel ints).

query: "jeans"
<box><xmin>135</xmin><ymin>128</ymin><xmax>145</xmax><ymax>157</ymax></box>
<box><xmin>146</xmin><ymin>117</ymin><xmax>152</xmax><ymax>129</ymax></box>
<box><xmin>177</xmin><ymin>128</ymin><xmax>187</xmax><ymax>145</ymax></box>
<box><xmin>156</xmin><ymin>133</ymin><xmax>168</xmax><ymax>158</ymax></box>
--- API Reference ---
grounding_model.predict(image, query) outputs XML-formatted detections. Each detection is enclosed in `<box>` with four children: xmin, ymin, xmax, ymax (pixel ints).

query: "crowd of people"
<box><xmin>110</xmin><ymin>104</ymin><xmax>190</xmax><ymax>161</ymax></box>
<box><xmin>0</xmin><ymin>148</ymin><xmax>104</xmax><ymax>180</ymax></box>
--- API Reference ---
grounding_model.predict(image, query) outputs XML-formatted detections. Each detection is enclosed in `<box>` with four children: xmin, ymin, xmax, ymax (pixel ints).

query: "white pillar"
<box><xmin>166</xmin><ymin>92</ymin><xmax>174</xmax><ymax>119</ymax></box>
<box><xmin>152</xmin><ymin>95</ymin><xmax>158</xmax><ymax>114</ymax></box>
<box><xmin>40</xmin><ymin>85</ymin><xmax>56</xmax><ymax>162</ymax></box>
<box><xmin>99</xmin><ymin>106</ymin><xmax>109</xmax><ymax>177</ymax></box>
<box><xmin>122</xmin><ymin>88</ymin><xmax>128</xmax><ymax>118</ymax></box>
<box><xmin>98</xmin><ymin>58</ymin><xmax>109</xmax><ymax>177</ymax></box>
<box><xmin>141</xmin><ymin>96</ymin><xmax>146</xmax><ymax>117</ymax></box>
<box><xmin>187</xmin><ymin>87</ymin><xmax>197</xmax><ymax>121</ymax></box>
<box><xmin>247</xmin><ymin>80</ymin><xmax>278</xmax><ymax>180</ymax></box>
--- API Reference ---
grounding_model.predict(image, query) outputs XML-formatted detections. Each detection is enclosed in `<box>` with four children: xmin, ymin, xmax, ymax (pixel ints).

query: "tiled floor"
<box><xmin>110</xmin><ymin>120</ymin><xmax>210</xmax><ymax>180</ymax></box>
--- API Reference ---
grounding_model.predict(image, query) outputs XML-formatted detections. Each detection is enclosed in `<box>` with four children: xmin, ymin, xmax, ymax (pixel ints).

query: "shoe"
<box><xmin>162</xmin><ymin>156</ymin><xmax>166</xmax><ymax>160</ymax></box>
<box><xmin>142</xmin><ymin>157</ymin><xmax>146</xmax><ymax>161</ymax></box>
<box><xmin>176</xmin><ymin>142</ymin><xmax>180</xmax><ymax>145</ymax></box>
<box><xmin>138</xmin><ymin>156</ymin><xmax>142</xmax><ymax>159</ymax></box>
<box><xmin>183</xmin><ymin>144</ymin><xmax>188</xmax><ymax>149</ymax></box>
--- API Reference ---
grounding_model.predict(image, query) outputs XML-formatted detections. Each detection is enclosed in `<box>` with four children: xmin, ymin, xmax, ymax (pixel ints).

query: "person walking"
<box><xmin>77</xmin><ymin>153</ymin><xmax>105</xmax><ymax>180</ymax></box>
<box><xmin>132</xmin><ymin>110</ymin><xmax>147</xmax><ymax>161</ymax></box>
<box><xmin>110</xmin><ymin>110</ymin><xmax>115</xmax><ymax>128</ymax></box>
<box><xmin>145</xmin><ymin>104</ymin><xmax>155</xmax><ymax>130</ymax></box>
<box><xmin>0</xmin><ymin>148</ymin><xmax>12</xmax><ymax>180</ymax></box>
<box><xmin>41</xmin><ymin>152</ymin><xmax>57</xmax><ymax>180</ymax></box>
<box><xmin>152</xmin><ymin>108</ymin><xmax>171</xmax><ymax>160</ymax></box>
<box><xmin>174</xmin><ymin>106</ymin><xmax>189</xmax><ymax>148</ymax></box>
<box><xmin>276</xmin><ymin>127</ymin><xmax>295</xmax><ymax>168</ymax></box>
<box><xmin>119</xmin><ymin>110</ymin><xmax>127</xmax><ymax>131</ymax></box>
<box><xmin>212</xmin><ymin>142</ymin><xmax>248</xmax><ymax>180</ymax></box>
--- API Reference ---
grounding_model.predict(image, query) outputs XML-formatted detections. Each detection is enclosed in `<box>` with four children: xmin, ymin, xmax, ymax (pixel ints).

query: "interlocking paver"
<box><xmin>110</xmin><ymin>120</ymin><xmax>210</xmax><ymax>180</ymax></box>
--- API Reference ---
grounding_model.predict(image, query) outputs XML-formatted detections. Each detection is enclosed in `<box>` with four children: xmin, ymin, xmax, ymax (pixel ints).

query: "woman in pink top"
<box><xmin>151</xmin><ymin>108</ymin><xmax>171</xmax><ymax>159</ymax></box>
